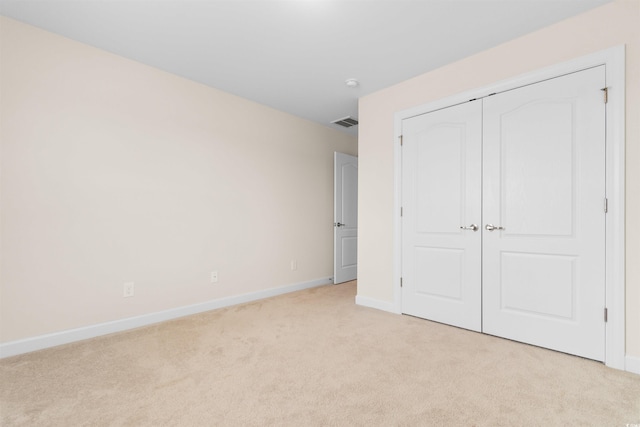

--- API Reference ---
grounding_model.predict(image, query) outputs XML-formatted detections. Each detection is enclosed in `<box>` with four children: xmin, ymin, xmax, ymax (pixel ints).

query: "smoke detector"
<box><xmin>331</xmin><ymin>116</ymin><xmax>358</xmax><ymax>128</ymax></box>
<box><xmin>345</xmin><ymin>78</ymin><xmax>359</xmax><ymax>88</ymax></box>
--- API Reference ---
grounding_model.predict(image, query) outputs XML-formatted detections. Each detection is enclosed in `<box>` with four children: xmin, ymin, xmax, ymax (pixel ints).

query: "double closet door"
<box><xmin>401</xmin><ymin>66</ymin><xmax>606</xmax><ymax>361</ymax></box>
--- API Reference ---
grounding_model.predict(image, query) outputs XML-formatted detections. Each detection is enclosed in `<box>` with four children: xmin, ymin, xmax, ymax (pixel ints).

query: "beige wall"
<box><xmin>358</xmin><ymin>0</ymin><xmax>640</xmax><ymax>357</ymax></box>
<box><xmin>0</xmin><ymin>17</ymin><xmax>357</xmax><ymax>343</ymax></box>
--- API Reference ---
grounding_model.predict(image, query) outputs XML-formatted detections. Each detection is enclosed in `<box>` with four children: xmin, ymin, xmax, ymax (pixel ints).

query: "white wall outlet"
<box><xmin>210</xmin><ymin>271</ymin><xmax>218</xmax><ymax>283</ymax></box>
<box><xmin>291</xmin><ymin>260</ymin><xmax>297</xmax><ymax>271</ymax></box>
<box><xmin>123</xmin><ymin>282</ymin><xmax>134</xmax><ymax>298</ymax></box>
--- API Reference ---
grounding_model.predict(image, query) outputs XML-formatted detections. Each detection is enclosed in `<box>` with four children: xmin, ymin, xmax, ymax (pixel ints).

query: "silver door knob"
<box><xmin>459</xmin><ymin>224</ymin><xmax>478</xmax><ymax>232</ymax></box>
<box><xmin>485</xmin><ymin>224</ymin><xmax>505</xmax><ymax>231</ymax></box>
<box><xmin>334</xmin><ymin>222</ymin><xmax>345</xmax><ymax>227</ymax></box>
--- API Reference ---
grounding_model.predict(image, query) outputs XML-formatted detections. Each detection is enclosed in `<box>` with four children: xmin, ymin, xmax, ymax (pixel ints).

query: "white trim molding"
<box><xmin>393</xmin><ymin>46</ymin><xmax>626</xmax><ymax>371</ymax></box>
<box><xmin>0</xmin><ymin>277</ymin><xmax>332</xmax><ymax>359</ymax></box>
<box><xmin>626</xmin><ymin>355</ymin><xmax>640</xmax><ymax>375</ymax></box>
<box><xmin>355</xmin><ymin>295</ymin><xmax>397</xmax><ymax>313</ymax></box>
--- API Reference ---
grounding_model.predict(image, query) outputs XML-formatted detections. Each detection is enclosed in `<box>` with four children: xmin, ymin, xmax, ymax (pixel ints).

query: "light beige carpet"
<box><xmin>1</xmin><ymin>281</ymin><xmax>639</xmax><ymax>426</ymax></box>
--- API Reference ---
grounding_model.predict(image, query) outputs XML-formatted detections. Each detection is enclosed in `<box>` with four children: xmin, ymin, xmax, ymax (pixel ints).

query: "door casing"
<box><xmin>334</xmin><ymin>152</ymin><xmax>358</xmax><ymax>284</ymax></box>
<box><xmin>393</xmin><ymin>46</ymin><xmax>626</xmax><ymax>370</ymax></box>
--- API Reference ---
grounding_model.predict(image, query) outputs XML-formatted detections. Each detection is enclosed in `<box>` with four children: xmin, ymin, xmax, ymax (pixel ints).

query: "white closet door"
<box><xmin>482</xmin><ymin>66</ymin><xmax>606</xmax><ymax>361</ymax></box>
<box><xmin>401</xmin><ymin>100</ymin><xmax>482</xmax><ymax>331</ymax></box>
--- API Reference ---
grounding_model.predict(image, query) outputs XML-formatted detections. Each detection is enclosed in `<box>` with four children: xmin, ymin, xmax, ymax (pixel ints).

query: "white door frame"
<box><xmin>334</xmin><ymin>152</ymin><xmax>358</xmax><ymax>284</ymax></box>
<box><xmin>393</xmin><ymin>46</ymin><xmax>626</xmax><ymax>370</ymax></box>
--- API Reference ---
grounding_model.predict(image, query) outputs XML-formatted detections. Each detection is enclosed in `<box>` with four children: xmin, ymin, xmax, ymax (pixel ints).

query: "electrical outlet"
<box><xmin>123</xmin><ymin>282</ymin><xmax>134</xmax><ymax>298</ymax></box>
<box><xmin>210</xmin><ymin>271</ymin><xmax>218</xmax><ymax>283</ymax></box>
<box><xmin>291</xmin><ymin>260</ymin><xmax>297</xmax><ymax>271</ymax></box>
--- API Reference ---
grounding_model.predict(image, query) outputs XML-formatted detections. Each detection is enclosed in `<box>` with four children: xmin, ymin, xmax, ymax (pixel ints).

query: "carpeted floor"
<box><xmin>1</xmin><ymin>281</ymin><xmax>639</xmax><ymax>426</ymax></box>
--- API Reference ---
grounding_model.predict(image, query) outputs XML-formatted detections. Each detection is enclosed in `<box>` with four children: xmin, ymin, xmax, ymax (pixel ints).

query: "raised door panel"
<box><xmin>401</xmin><ymin>100</ymin><xmax>482</xmax><ymax>331</ymax></box>
<box><xmin>334</xmin><ymin>153</ymin><xmax>358</xmax><ymax>284</ymax></box>
<box><xmin>482</xmin><ymin>66</ymin><xmax>606</xmax><ymax>361</ymax></box>
<box><xmin>341</xmin><ymin>163</ymin><xmax>358</xmax><ymax>226</ymax></box>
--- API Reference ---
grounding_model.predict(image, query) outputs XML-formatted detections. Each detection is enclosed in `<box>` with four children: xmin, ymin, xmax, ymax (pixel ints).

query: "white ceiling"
<box><xmin>0</xmin><ymin>0</ymin><xmax>612</xmax><ymax>135</ymax></box>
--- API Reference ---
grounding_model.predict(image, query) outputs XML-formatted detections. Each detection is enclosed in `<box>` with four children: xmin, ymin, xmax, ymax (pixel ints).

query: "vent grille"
<box><xmin>331</xmin><ymin>116</ymin><xmax>358</xmax><ymax>128</ymax></box>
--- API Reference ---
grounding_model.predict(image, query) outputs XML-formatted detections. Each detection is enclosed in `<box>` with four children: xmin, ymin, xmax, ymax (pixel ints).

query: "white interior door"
<box><xmin>401</xmin><ymin>100</ymin><xmax>482</xmax><ymax>331</ymax></box>
<box><xmin>482</xmin><ymin>66</ymin><xmax>606</xmax><ymax>361</ymax></box>
<box><xmin>334</xmin><ymin>152</ymin><xmax>358</xmax><ymax>284</ymax></box>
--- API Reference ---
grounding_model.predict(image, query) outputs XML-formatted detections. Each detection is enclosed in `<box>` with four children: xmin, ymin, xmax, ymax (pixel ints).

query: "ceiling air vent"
<box><xmin>331</xmin><ymin>116</ymin><xmax>358</xmax><ymax>128</ymax></box>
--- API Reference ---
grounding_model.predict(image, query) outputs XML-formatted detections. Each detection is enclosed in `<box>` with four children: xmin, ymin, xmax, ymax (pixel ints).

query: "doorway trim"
<box><xmin>334</xmin><ymin>152</ymin><xmax>358</xmax><ymax>284</ymax></box>
<box><xmin>393</xmin><ymin>46</ymin><xmax>625</xmax><ymax>370</ymax></box>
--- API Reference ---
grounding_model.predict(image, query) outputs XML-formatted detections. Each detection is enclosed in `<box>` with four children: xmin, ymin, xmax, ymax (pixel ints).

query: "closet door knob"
<box><xmin>485</xmin><ymin>224</ymin><xmax>505</xmax><ymax>231</ymax></box>
<box><xmin>459</xmin><ymin>224</ymin><xmax>478</xmax><ymax>232</ymax></box>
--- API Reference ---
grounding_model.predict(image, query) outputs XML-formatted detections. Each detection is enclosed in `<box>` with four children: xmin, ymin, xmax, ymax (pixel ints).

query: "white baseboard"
<box><xmin>0</xmin><ymin>277</ymin><xmax>332</xmax><ymax>359</ymax></box>
<box><xmin>626</xmin><ymin>355</ymin><xmax>640</xmax><ymax>375</ymax></box>
<box><xmin>355</xmin><ymin>294</ymin><xmax>398</xmax><ymax>314</ymax></box>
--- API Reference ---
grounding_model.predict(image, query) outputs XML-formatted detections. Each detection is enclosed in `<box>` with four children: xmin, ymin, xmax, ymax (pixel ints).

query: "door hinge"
<box><xmin>400</xmin><ymin>207</ymin><xmax>403</xmax><ymax>217</ymax></box>
<box><xmin>400</xmin><ymin>277</ymin><xmax>403</xmax><ymax>287</ymax></box>
<box><xmin>601</xmin><ymin>87</ymin><xmax>608</xmax><ymax>104</ymax></box>
<box><xmin>604</xmin><ymin>308</ymin><xmax>608</xmax><ymax>322</ymax></box>
<box><xmin>399</xmin><ymin>135</ymin><xmax>403</xmax><ymax>146</ymax></box>
<box><xmin>604</xmin><ymin>198</ymin><xmax>609</xmax><ymax>213</ymax></box>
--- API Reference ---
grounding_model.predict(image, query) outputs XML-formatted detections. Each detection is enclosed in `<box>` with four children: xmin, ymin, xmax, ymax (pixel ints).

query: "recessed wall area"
<box><xmin>0</xmin><ymin>16</ymin><xmax>357</xmax><ymax>346</ymax></box>
<box><xmin>358</xmin><ymin>0</ymin><xmax>639</xmax><ymax>368</ymax></box>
